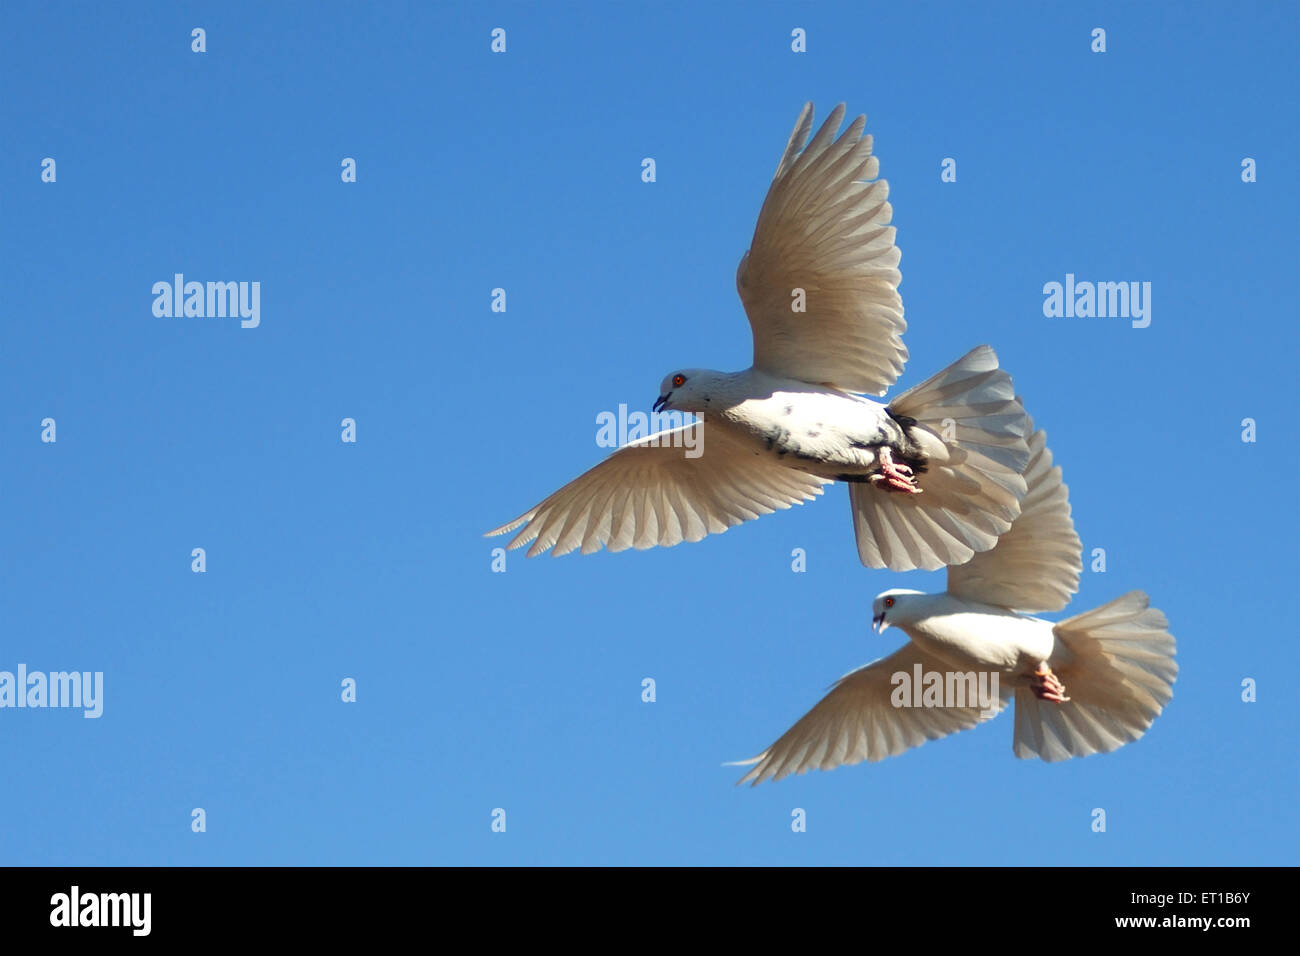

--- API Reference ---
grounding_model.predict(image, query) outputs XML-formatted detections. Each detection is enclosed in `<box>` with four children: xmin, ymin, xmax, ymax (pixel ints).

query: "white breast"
<box><xmin>715</xmin><ymin>382</ymin><xmax>893</xmax><ymax>475</ymax></box>
<box><xmin>901</xmin><ymin>597</ymin><xmax>1057</xmax><ymax>677</ymax></box>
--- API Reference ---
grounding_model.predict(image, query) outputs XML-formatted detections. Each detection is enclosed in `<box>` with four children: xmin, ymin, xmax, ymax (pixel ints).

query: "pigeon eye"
<box><xmin>884</xmin><ymin>597</ymin><xmax>895</xmax><ymax>608</ymax></box>
<box><xmin>672</xmin><ymin>374</ymin><xmax>686</xmax><ymax>387</ymax></box>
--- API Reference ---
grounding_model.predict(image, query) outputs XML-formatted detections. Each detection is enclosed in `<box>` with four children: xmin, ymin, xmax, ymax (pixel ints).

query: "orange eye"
<box><xmin>884</xmin><ymin>597</ymin><xmax>895</xmax><ymax>608</ymax></box>
<box><xmin>672</xmin><ymin>374</ymin><xmax>686</xmax><ymax>387</ymax></box>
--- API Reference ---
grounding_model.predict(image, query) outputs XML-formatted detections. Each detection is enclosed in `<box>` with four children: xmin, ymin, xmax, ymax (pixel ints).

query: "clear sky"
<box><xmin>2</xmin><ymin>1</ymin><xmax>1296</xmax><ymax>866</ymax></box>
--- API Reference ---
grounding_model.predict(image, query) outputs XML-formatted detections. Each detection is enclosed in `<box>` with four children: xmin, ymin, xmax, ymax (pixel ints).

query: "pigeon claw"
<box><xmin>870</xmin><ymin>447</ymin><xmax>922</xmax><ymax>495</ymax></box>
<box><xmin>1030</xmin><ymin>663</ymin><xmax>1071</xmax><ymax>703</ymax></box>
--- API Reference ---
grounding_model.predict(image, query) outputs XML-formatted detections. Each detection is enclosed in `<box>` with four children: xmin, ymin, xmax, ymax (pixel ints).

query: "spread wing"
<box><xmin>732</xmin><ymin>642</ymin><xmax>1009</xmax><ymax>785</ymax></box>
<box><xmin>736</xmin><ymin>102</ymin><xmax>906</xmax><ymax>396</ymax></box>
<box><xmin>947</xmin><ymin>426</ymin><xmax>1082</xmax><ymax>612</ymax></box>
<box><xmin>485</xmin><ymin>422</ymin><xmax>830</xmax><ymax>557</ymax></box>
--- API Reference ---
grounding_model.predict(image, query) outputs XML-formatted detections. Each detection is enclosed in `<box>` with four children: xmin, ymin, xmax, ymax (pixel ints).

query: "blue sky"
<box><xmin>1</xmin><ymin>1</ymin><xmax>1296</xmax><ymax>865</ymax></box>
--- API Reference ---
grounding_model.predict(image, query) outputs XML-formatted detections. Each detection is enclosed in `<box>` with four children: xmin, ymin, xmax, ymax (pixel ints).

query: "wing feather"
<box><xmin>733</xmin><ymin>643</ymin><xmax>1008</xmax><ymax>785</ymax></box>
<box><xmin>946</xmin><ymin>426</ymin><xmax>1083</xmax><ymax>611</ymax></box>
<box><xmin>486</xmin><ymin>423</ymin><xmax>830</xmax><ymax>557</ymax></box>
<box><xmin>737</xmin><ymin>103</ymin><xmax>906</xmax><ymax>395</ymax></box>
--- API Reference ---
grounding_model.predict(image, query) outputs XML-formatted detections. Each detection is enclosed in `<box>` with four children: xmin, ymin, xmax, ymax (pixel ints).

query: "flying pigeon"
<box><xmin>733</xmin><ymin>427</ymin><xmax>1178</xmax><ymax>784</ymax></box>
<box><xmin>487</xmin><ymin>103</ymin><xmax>1033</xmax><ymax>571</ymax></box>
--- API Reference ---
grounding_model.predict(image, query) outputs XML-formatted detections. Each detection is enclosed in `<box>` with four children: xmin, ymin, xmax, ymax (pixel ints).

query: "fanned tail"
<box><xmin>1013</xmin><ymin>591</ymin><xmax>1178</xmax><ymax>761</ymax></box>
<box><xmin>849</xmin><ymin>345</ymin><xmax>1031</xmax><ymax>570</ymax></box>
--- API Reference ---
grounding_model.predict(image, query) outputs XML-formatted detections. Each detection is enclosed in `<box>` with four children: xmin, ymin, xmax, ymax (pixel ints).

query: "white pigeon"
<box><xmin>733</xmin><ymin>427</ymin><xmax>1178</xmax><ymax>784</ymax></box>
<box><xmin>487</xmin><ymin>102</ymin><xmax>1033</xmax><ymax>571</ymax></box>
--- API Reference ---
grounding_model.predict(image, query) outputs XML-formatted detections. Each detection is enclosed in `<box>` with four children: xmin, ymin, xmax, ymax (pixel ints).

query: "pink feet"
<box><xmin>1031</xmin><ymin>663</ymin><xmax>1070</xmax><ymax>703</ymax></box>
<box><xmin>869</xmin><ymin>446</ymin><xmax>922</xmax><ymax>494</ymax></box>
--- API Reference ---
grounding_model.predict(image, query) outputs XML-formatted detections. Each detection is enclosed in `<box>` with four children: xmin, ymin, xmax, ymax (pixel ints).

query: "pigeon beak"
<box><xmin>652</xmin><ymin>394</ymin><xmax>669</xmax><ymax>414</ymax></box>
<box><xmin>872</xmin><ymin>613</ymin><xmax>885</xmax><ymax>633</ymax></box>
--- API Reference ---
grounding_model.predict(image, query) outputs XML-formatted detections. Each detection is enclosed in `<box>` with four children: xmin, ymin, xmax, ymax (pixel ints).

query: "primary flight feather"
<box><xmin>487</xmin><ymin>103</ymin><xmax>1034</xmax><ymax>571</ymax></box>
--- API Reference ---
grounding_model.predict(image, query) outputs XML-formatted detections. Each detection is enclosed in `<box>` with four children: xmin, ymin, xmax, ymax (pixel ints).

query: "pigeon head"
<box><xmin>653</xmin><ymin>369</ymin><xmax>719</xmax><ymax>414</ymax></box>
<box><xmin>871</xmin><ymin>588</ymin><xmax>926</xmax><ymax>633</ymax></box>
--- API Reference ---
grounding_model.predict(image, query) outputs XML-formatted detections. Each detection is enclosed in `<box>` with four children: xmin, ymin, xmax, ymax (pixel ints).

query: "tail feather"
<box><xmin>1013</xmin><ymin>591</ymin><xmax>1177</xmax><ymax>762</ymax></box>
<box><xmin>850</xmin><ymin>345</ymin><xmax>1031</xmax><ymax>570</ymax></box>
